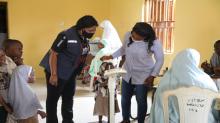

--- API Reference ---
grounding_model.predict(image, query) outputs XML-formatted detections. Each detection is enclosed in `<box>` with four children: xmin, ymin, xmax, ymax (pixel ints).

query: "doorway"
<box><xmin>0</xmin><ymin>2</ymin><xmax>8</xmax><ymax>47</ymax></box>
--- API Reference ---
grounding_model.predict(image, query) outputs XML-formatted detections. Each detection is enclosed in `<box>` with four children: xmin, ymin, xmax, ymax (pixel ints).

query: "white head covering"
<box><xmin>89</xmin><ymin>39</ymin><xmax>112</xmax><ymax>77</ymax></box>
<box><xmin>89</xmin><ymin>20</ymin><xmax>123</xmax><ymax>77</ymax></box>
<box><xmin>149</xmin><ymin>48</ymin><xmax>218</xmax><ymax>123</ymax></box>
<box><xmin>8</xmin><ymin>65</ymin><xmax>42</xmax><ymax>120</ymax></box>
<box><xmin>100</xmin><ymin>20</ymin><xmax>122</xmax><ymax>52</ymax></box>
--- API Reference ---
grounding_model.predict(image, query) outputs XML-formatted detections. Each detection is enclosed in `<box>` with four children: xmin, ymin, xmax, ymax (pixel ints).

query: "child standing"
<box><xmin>93</xmin><ymin>62</ymin><xmax>120</xmax><ymax>123</ymax></box>
<box><xmin>0</xmin><ymin>49</ymin><xmax>13</xmax><ymax>123</ymax></box>
<box><xmin>1</xmin><ymin>39</ymin><xmax>23</xmax><ymax>123</ymax></box>
<box><xmin>2</xmin><ymin>39</ymin><xmax>46</xmax><ymax>123</ymax></box>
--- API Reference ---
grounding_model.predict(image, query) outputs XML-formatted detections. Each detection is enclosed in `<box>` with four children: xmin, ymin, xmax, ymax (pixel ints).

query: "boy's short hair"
<box><xmin>2</xmin><ymin>39</ymin><xmax>23</xmax><ymax>50</ymax></box>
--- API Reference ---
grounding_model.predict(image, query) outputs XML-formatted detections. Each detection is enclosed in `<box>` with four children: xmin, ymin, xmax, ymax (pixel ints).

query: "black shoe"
<box><xmin>120</xmin><ymin>120</ymin><xmax>130</xmax><ymax>123</ymax></box>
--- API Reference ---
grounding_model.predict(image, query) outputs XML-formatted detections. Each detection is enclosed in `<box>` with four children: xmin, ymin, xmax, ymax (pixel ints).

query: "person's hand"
<box><xmin>201</xmin><ymin>61</ymin><xmax>210</xmax><ymax>69</ymax></box>
<box><xmin>5</xmin><ymin>104</ymin><xmax>13</xmax><ymax>114</ymax></box>
<box><xmin>144</xmin><ymin>76</ymin><xmax>155</xmax><ymax>87</ymax></box>
<box><xmin>49</xmin><ymin>74</ymin><xmax>58</xmax><ymax>86</ymax></box>
<box><xmin>13</xmin><ymin>57</ymin><xmax>23</xmax><ymax>65</ymax></box>
<box><xmin>28</xmin><ymin>77</ymin><xmax>35</xmax><ymax>83</ymax></box>
<box><xmin>38</xmin><ymin>110</ymin><xmax>47</xmax><ymax>119</ymax></box>
<box><xmin>100</xmin><ymin>55</ymin><xmax>113</xmax><ymax>61</ymax></box>
<box><xmin>201</xmin><ymin>61</ymin><xmax>214</xmax><ymax>74</ymax></box>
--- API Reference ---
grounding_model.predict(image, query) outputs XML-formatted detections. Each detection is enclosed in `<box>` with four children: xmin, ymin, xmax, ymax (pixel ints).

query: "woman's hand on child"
<box><xmin>49</xmin><ymin>74</ymin><xmax>58</xmax><ymax>86</ymax></box>
<box><xmin>100</xmin><ymin>55</ymin><xmax>113</xmax><ymax>61</ymax></box>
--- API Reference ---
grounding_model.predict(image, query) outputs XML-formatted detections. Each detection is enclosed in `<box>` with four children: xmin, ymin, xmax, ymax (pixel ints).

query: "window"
<box><xmin>144</xmin><ymin>0</ymin><xmax>175</xmax><ymax>53</ymax></box>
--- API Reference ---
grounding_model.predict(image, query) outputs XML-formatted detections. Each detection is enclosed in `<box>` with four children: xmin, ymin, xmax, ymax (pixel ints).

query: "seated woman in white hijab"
<box><xmin>89</xmin><ymin>20</ymin><xmax>122</xmax><ymax>89</ymax></box>
<box><xmin>149</xmin><ymin>48</ymin><xmax>218</xmax><ymax>123</ymax></box>
<box><xmin>8</xmin><ymin>65</ymin><xmax>46</xmax><ymax>123</ymax></box>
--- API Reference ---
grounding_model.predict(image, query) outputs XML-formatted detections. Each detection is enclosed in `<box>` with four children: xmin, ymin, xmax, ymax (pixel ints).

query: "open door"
<box><xmin>0</xmin><ymin>2</ymin><xmax>8</xmax><ymax>48</ymax></box>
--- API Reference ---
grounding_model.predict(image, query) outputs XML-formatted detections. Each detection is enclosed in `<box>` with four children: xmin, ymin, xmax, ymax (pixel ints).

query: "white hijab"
<box><xmin>149</xmin><ymin>48</ymin><xmax>218</xmax><ymax>123</ymax></box>
<box><xmin>8</xmin><ymin>65</ymin><xmax>42</xmax><ymax>120</ymax></box>
<box><xmin>100</xmin><ymin>20</ymin><xmax>122</xmax><ymax>52</ymax></box>
<box><xmin>89</xmin><ymin>20</ymin><xmax>123</xmax><ymax>78</ymax></box>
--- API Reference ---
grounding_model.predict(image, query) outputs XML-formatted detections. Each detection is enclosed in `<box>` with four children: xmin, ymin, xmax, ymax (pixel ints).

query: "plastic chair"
<box><xmin>162</xmin><ymin>86</ymin><xmax>220</xmax><ymax>123</ymax></box>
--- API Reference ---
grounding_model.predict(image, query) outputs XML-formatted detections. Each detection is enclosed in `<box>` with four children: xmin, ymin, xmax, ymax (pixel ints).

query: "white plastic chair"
<box><xmin>162</xmin><ymin>86</ymin><xmax>220</xmax><ymax>123</ymax></box>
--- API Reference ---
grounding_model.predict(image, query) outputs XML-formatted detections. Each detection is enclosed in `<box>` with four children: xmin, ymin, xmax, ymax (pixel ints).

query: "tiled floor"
<box><xmin>31</xmin><ymin>79</ymin><xmax>152</xmax><ymax>123</ymax></box>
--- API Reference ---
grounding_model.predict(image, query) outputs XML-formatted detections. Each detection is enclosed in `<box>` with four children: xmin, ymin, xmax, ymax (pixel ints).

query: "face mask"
<box><xmin>82</xmin><ymin>30</ymin><xmax>94</xmax><ymax>39</ymax></box>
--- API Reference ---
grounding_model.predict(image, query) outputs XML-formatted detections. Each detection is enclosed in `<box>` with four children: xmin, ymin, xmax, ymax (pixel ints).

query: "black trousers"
<box><xmin>0</xmin><ymin>106</ymin><xmax>7</xmax><ymax>123</ymax></box>
<box><xmin>45</xmin><ymin>71</ymin><xmax>76</xmax><ymax>123</ymax></box>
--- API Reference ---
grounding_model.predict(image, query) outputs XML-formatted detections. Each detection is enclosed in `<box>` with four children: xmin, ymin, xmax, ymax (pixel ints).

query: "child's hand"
<box><xmin>28</xmin><ymin>77</ymin><xmax>35</xmax><ymax>83</ymax></box>
<box><xmin>0</xmin><ymin>97</ymin><xmax>13</xmax><ymax>114</ymax></box>
<box><xmin>38</xmin><ymin>110</ymin><xmax>47</xmax><ymax>119</ymax></box>
<box><xmin>13</xmin><ymin>57</ymin><xmax>23</xmax><ymax>66</ymax></box>
<box><xmin>5</xmin><ymin>104</ymin><xmax>13</xmax><ymax>114</ymax></box>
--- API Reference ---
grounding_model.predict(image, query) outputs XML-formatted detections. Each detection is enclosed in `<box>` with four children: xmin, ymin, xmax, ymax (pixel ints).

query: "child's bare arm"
<box><xmin>0</xmin><ymin>96</ymin><xmax>13</xmax><ymax>114</ymax></box>
<box><xmin>0</xmin><ymin>95</ymin><xmax>3</xmax><ymax>104</ymax></box>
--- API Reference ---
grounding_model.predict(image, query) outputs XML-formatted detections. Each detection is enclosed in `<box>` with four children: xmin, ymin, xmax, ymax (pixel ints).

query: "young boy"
<box><xmin>0</xmin><ymin>49</ymin><xmax>13</xmax><ymax>123</ymax></box>
<box><xmin>2</xmin><ymin>39</ymin><xmax>23</xmax><ymax>67</ymax></box>
<box><xmin>2</xmin><ymin>39</ymin><xmax>46</xmax><ymax>122</ymax></box>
